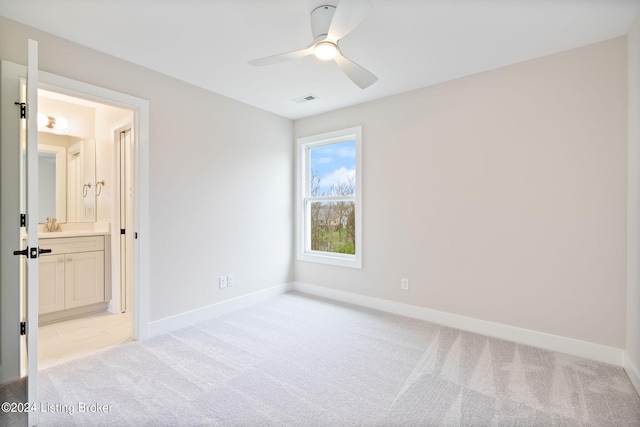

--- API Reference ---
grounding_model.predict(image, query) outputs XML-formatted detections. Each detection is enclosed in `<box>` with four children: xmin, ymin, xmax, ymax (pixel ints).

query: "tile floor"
<box><xmin>38</xmin><ymin>310</ymin><xmax>133</xmax><ymax>370</ymax></box>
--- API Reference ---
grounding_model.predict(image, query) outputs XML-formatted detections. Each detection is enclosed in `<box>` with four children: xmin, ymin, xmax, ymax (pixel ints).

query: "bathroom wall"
<box><xmin>93</xmin><ymin>104</ymin><xmax>133</xmax><ymax>224</ymax></box>
<box><xmin>38</xmin><ymin>95</ymin><xmax>94</xmax><ymax>138</ymax></box>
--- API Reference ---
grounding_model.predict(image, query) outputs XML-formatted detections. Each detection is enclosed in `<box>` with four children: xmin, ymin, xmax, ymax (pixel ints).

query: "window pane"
<box><xmin>309</xmin><ymin>141</ymin><xmax>356</xmax><ymax>197</ymax></box>
<box><xmin>310</xmin><ymin>201</ymin><xmax>355</xmax><ymax>255</ymax></box>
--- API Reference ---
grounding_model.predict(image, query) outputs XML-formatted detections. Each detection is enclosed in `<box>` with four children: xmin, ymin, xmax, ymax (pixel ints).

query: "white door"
<box><xmin>0</xmin><ymin>39</ymin><xmax>41</xmax><ymax>427</ymax></box>
<box><xmin>25</xmin><ymin>38</ymin><xmax>41</xmax><ymax>427</ymax></box>
<box><xmin>119</xmin><ymin>129</ymin><xmax>134</xmax><ymax>313</ymax></box>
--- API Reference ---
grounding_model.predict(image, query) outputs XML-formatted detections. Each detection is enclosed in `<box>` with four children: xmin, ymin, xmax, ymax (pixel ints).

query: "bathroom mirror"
<box><xmin>38</xmin><ymin>145</ymin><xmax>66</xmax><ymax>223</ymax></box>
<box><xmin>38</xmin><ymin>134</ymin><xmax>96</xmax><ymax>223</ymax></box>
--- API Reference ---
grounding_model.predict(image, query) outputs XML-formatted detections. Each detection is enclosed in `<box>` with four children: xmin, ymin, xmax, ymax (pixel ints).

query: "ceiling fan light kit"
<box><xmin>248</xmin><ymin>0</ymin><xmax>378</xmax><ymax>89</ymax></box>
<box><xmin>314</xmin><ymin>42</ymin><xmax>338</xmax><ymax>60</ymax></box>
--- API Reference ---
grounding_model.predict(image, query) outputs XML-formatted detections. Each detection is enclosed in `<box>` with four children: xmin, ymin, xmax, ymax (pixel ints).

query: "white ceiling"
<box><xmin>1</xmin><ymin>0</ymin><xmax>638</xmax><ymax>120</ymax></box>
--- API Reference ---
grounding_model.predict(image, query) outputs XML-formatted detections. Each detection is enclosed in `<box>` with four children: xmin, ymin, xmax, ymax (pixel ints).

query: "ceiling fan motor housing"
<box><xmin>311</xmin><ymin>5</ymin><xmax>336</xmax><ymax>41</ymax></box>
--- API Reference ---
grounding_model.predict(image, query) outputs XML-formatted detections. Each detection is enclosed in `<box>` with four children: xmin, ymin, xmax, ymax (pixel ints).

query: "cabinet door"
<box><xmin>38</xmin><ymin>255</ymin><xmax>65</xmax><ymax>314</ymax></box>
<box><xmin>64</xmin><ymin>251</ymin><xmax>105</xmax><ymax>309</ymax></box>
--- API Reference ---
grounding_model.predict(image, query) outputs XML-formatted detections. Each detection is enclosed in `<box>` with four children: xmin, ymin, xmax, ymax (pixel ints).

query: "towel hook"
<box><xmin>82</xmin><ymin>182</ymin><xmax>92</xmax><ymax>198</ymax></box>
<box><xmin>96</xmin><ymin>180</ymin><xmax>105</xmax><ymax>196</ymax></box>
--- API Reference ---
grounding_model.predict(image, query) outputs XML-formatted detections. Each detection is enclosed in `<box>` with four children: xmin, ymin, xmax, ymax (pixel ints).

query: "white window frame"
<box><xmin>296</xmin><ymin>126</ymin><xmax>362</xmax><ymax>268</ymax></box>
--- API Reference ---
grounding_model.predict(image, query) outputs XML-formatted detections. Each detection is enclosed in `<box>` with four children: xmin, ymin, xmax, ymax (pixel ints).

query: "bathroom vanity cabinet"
<box><xmin>38</xmin><ymin>234</ymin><xmax>109</xmax><ymax>318</ymax></box>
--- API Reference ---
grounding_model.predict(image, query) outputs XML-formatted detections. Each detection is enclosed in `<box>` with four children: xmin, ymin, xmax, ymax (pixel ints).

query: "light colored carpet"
<box><xmin>0</xmin><ymin>376</ymin><xmax>27</xmax><ymax>426</ymax></box>
<box><xmin>30</xmin><ymin>292</ymin><xmax>640</xmax><ymax>425</ymax></box>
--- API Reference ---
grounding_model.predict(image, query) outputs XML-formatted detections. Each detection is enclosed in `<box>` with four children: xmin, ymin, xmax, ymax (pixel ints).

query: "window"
<box><xmin>297</xmin><ymin>126</ymin><xmax>362</xmax><ymax>268</ymax></box>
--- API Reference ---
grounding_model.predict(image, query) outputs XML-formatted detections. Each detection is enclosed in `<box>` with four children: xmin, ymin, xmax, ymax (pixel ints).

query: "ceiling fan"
<box><xmin>248</xmin><ymin>0</ymin><xmax>378</xmax><ymax>89</ymax></box>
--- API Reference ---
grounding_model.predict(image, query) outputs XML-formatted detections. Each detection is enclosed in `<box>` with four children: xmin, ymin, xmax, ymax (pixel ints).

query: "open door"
<box><xmin>0</xmin><ymin>39</ymin><xmax>41</xmax><ymax>427</ymax></box>
<box><xmin>119</xmin><ymin>128</ymin><xmax>134</xmax><ymax>313</ymax></box>
<box><xmin>25</xmin><ymin>38</ymin><xmax>41</xmax><ymax>427</ymax></box>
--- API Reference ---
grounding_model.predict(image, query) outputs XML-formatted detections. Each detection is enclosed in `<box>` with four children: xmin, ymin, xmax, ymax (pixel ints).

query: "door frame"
<box><xmin>1</xmin><ymin>64</ymin><xmax>150</xmax><ymax>381</ymax></box>
<box><xmin>36</xmin><ymin>70</ymin><xmax>151</xmax><ymax>341</ymax></box>
<box><xmin>109</xmin><ymin>124</ymin><xmax>135</xmax><ymax>316</ymax></box>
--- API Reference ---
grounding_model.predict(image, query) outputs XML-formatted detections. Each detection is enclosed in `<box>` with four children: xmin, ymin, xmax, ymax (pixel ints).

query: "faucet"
<box><xmin>45</xmin><ymin>217</ymin><xmax>61</xmax><ymax>232</ymax></box>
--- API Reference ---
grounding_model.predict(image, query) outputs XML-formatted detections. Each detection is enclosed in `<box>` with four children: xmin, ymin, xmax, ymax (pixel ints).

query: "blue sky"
<box><xmin>310</xmin><ymin>140</ymin><xmax>356</xmax><ymax>196</ymax></box>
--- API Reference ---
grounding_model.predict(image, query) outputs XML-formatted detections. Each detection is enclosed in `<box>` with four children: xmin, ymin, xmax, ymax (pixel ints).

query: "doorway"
<box><xmin>36</xmin><ymin>89</ymin><xmax>136</xmax><ymax>369</ymax></box>
<box><xmin>0</xmin><ymin>62</ymin><xmax>149</xmax><ymax>389</ymax></box>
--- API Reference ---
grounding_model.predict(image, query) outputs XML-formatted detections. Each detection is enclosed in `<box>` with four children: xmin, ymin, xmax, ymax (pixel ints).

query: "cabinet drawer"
<box><xmin>39</xmin><ymin>235</ymin><xmax>104</xmax><ymax>254</ymax></box>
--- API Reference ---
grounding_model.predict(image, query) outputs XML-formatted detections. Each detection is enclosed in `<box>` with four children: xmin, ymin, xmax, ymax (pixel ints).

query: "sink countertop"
<box><xmin>38</xmin><ymin>230</ymin><xmax>111</xmax><ymax>239</ymax></box>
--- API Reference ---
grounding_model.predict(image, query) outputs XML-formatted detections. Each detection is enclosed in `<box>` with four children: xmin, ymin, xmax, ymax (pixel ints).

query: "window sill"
<box><xmin>297</xmin><ymin>251</ymin><xmax>362</xmax><ymax>269</ymax></box>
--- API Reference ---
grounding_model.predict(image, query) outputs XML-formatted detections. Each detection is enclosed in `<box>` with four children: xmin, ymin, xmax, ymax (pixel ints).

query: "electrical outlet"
<box><xmin>227</xmin><ymin>274</ymin><xmax>235</xmax><ymax>288</ymax></box>
<box><xmin>219</xmin><ymin>275</ymin><xmax>228</xmax><ymax>289</ymax></box>
<box><xmin>401</xmin><ymin>278</ymin><xmax>409</xmax><ymax>291</ymax></box>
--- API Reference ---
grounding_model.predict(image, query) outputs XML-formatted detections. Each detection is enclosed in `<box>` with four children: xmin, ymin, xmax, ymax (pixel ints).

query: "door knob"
<box><xmin>13</xmin><ymin>248</ymin><xmax>28</xmax><ymax>257</ymax></box>
<box><xmin>13</xmin><ymin>247</ymin><xmax>52</xmax><ymax>258</ymax></box>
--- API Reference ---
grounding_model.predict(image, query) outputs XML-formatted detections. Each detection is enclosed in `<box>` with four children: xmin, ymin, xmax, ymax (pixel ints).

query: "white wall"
<box><xmin>627</xmin><ymin>11</ymin><xmax>640</xmax><ymax>387</ymax></box>
<box><xmin>94</xmin><ymin>104</ymin><xmax>133</xmax><ymax>224</ymax></box>
<box><xmin>295</xmin><ymin>37</ymin><xmax>628</xmax><ymax>349</ymax></box>
<box><xmin>38</xmin><ymin>96</ymin><xmax>95</xmax><ymax>138</ymax></box>
<box><xmin>0</xmin><ymin>16</ymin><xmax>294</xmax><ymax>323</ymax></box>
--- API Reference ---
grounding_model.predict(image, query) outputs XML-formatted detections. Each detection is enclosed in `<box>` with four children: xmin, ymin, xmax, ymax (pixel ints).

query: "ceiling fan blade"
<box><xmin>327</xmin><ymin>0</ymin><xmax>372</xmax><ymax>41</ymax></box>
<box><xmin>334</xmin><ymin>52</ymin><xmax>378</xmax><ymax>89</ymax></box>
<box><xmin>248</xmin><ymin>44</ymin><xmax>315</xmax><ymax>66</ymax></box>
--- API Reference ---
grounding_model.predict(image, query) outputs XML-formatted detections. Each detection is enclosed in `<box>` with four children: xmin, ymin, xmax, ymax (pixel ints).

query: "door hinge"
<box><xmin>120</xmin><ymin>228</ymin><xmax>125</xmax><ymax>235</ymax></box>
<box><xmin>20</xmin><ymin>322</ymin><xmax>26</xmax><ymax>336</ymax></box>
<box><xmin>20</xmin><ymin>213</ymin><xmax>27</xmax><ymax>227</ymax></box>
<box><xmin>14</xmin><ymin>102</ymin><xmax>27</xmax><ymax>119</ymax></box>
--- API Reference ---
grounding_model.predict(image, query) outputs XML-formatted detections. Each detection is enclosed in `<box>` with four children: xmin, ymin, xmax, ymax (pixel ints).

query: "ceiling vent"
<box><xmin>293</xmin><ymin>94</ymin><xmax>318</xmax><ymax>104</ymax></box>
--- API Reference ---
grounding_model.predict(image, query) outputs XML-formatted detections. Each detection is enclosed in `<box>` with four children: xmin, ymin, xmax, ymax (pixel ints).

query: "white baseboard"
<box><xmin>148</xmin><ymin>283</ymin><xmax>293</xmax><ymax>337</ymax></box>
<box><xmin>624</xmin><ymin>353</ymin><xmax>640</xmax><ymax>396</ymax></box>
<box><xmin>145</xmin><ymin>280</ymin><xmax>628</xmax><ymax>371</ymax></box>
<box><xmin>292</xmin><ymin>282</ymin><xmax>624</xmax><ymax>367</ymax></box>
